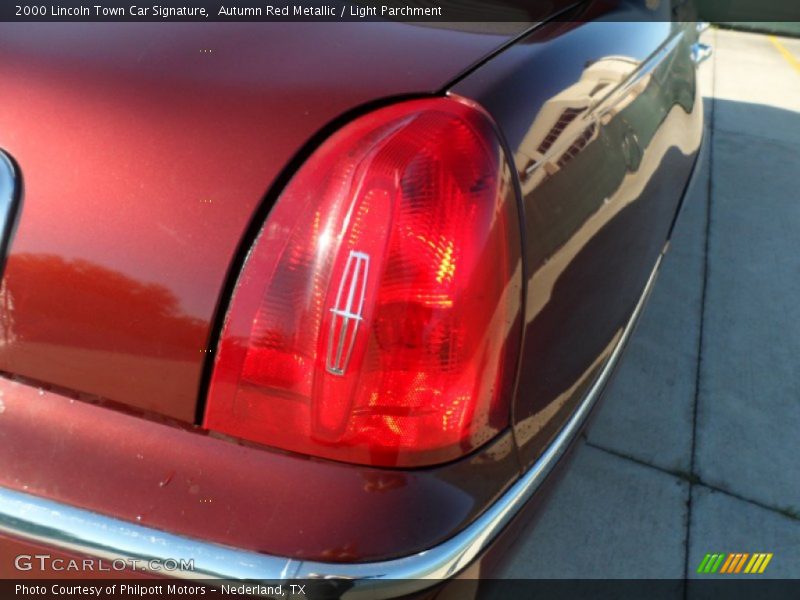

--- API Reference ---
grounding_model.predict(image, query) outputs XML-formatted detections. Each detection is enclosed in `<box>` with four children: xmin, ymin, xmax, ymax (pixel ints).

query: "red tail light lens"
<box><xmin>204</xmin><ymin>96</ymin><xmax>522</xmax><ymax>467</ymax></box>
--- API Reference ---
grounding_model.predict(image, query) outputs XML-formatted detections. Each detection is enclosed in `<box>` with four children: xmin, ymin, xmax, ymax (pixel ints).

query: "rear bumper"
<box><xmin>0</xmin><ymin>252</ymin><xmax>662</xmax><ymax>597</ymax></box>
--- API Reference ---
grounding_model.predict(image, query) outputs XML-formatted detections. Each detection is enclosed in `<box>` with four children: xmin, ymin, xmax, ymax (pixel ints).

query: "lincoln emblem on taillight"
<box><xmin>205</xmin><ymin>97</ymin><xmax>520</xmax><ymax>467</ymax></box>
<box><xmin>326</xmin><ymin>250</ymin><xmax>370</xmax><ymax>376</ymax></box>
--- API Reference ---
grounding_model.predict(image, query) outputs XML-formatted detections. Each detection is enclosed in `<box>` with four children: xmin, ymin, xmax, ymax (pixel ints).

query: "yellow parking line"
<box><xmin>769</xmin><ymin>35</ymin><xmax>800</xmax><ymax>74</ymax></box>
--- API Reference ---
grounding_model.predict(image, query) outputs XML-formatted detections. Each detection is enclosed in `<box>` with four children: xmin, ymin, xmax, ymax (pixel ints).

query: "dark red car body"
<box><xmin>0</xmin><ymin>1</ymin><xmax>703</xmax><ymax>594</ymax></box>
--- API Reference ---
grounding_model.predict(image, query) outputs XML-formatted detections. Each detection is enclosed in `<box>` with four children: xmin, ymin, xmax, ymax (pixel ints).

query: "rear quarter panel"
<box><xmin>452</xmin><ymin>13</ymin><xmax>702</xmax><ymax>465</ymax></box>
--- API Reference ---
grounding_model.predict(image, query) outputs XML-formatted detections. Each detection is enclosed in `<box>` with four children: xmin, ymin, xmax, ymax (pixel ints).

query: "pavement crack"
<box><xmin>584</xmin><ymin>440</ymin><xmax>697</xmax><ymax>483</ymax></box>
<box><xmin>682</xmin><ymin>28</ymin><xmax>718</xmax><ymax>593</ymax></box>
<box><xmin>584</xmin><ymin>441</ymin><xmax>800</xmax><ymax>523</ymax></box>
<box><xmin>693</xmin><ymin>484</ymin><xmax>800</xmax><ymax>523</ymax></box>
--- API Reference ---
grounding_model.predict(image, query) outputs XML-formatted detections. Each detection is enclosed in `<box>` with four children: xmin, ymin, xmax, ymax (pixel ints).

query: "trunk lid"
<box><xmin>0</xmin><ymin>22</ymin><xmax>531</xmax><ymax>421</ymax></box>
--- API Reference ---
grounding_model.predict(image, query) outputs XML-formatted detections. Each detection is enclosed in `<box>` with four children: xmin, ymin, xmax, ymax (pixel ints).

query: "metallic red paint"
<box><xmin>452</xmin><ymin>17</ymin><xmax>703</xmax><ymax>467</ymax></box>
<box><xmin>0</xmin><ymin>22</ymin><xmax>529</xmax><ymax>421</ymax></box>
<box><xmin>0</xmin><ymin>375</ymin><xmax>519</xmax><ymax>561</ymax></box>
<box><xmin>0</xmin><ymin>9</ymin><xmax>703</xmax><ymax>578</ymax></box>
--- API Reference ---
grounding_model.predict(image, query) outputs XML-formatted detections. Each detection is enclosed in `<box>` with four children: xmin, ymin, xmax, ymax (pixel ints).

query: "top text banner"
<box><xmin>1</xmin><ymin>0</ymin><xmax>799</xmax><ymax>23</ymax></box>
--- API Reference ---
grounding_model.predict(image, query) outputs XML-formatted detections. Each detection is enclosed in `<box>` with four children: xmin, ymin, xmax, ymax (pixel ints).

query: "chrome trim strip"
<box><xmin>594</xmin><ymin>30</ymin><xmax>685</xmax><ymax>118</ymax></box>
<box><xmin>0</xmin><ymin>150</ymin><xmax>17</xmax><ymax>214</ymax></box>
<box><xmin>0</xmin><ymin>148</ymin><xmax>22</xmax><ymax>272</ymax></box>
<box><xmin>0</xmin><ymin>256</ymin><xmax>661</xmax><ymax>598</ymax></box>
<box><xmin>691</xmin><ymin>42</ymin><xmax>713</xmax><ymax>66</ymax></box>
<box><xmin>523</xmin><ymin>30</ymin><xmax>685</xmax><ymax>179</ymax></box>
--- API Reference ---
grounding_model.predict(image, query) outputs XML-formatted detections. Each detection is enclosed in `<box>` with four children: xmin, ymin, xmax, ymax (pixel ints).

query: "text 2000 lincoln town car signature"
<box><xmin>0</xmin><ymin>1</ymin><xmax>706</xmax><ymax>597</ymax></box>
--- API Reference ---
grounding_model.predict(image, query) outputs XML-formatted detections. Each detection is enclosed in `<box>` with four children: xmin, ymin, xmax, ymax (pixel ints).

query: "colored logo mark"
<box><xmin>697</xmin><ymin>553</ymin><xmax>773</xmax><ymax>574</ymax></box>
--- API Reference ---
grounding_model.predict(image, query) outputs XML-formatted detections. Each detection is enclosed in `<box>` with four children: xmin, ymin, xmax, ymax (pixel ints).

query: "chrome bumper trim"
<box><xmin>0</xmin><ymin>256</ymin><xmax>661</xmax><ymax>598</ymax></box>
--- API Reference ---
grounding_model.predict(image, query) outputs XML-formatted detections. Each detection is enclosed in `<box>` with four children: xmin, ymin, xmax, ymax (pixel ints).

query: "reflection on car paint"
<box><xmin>454</xmin><ymin>20</ymin><xmax>702</xmax><ymax>466</ymax></box>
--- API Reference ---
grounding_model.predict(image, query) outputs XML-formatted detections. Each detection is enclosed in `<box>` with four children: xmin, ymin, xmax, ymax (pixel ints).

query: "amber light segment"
<box><xmin>204</xmin><ymin>97</ymin><xmax>523</xmax><ymax>467</ymax></box>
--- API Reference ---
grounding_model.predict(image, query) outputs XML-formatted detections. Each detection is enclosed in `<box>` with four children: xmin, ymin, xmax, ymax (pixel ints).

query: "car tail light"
<box><xmin>203</xmin><ymin>96</ymin><xmax>522</xmax><ymax>467</ymax></box>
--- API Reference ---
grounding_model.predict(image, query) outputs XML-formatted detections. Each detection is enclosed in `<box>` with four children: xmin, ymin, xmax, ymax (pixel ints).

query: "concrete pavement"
<box><xmin>500</xmin><ymin>28</ymin><xmax>800</xmax><ymax>582</ymax></box>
